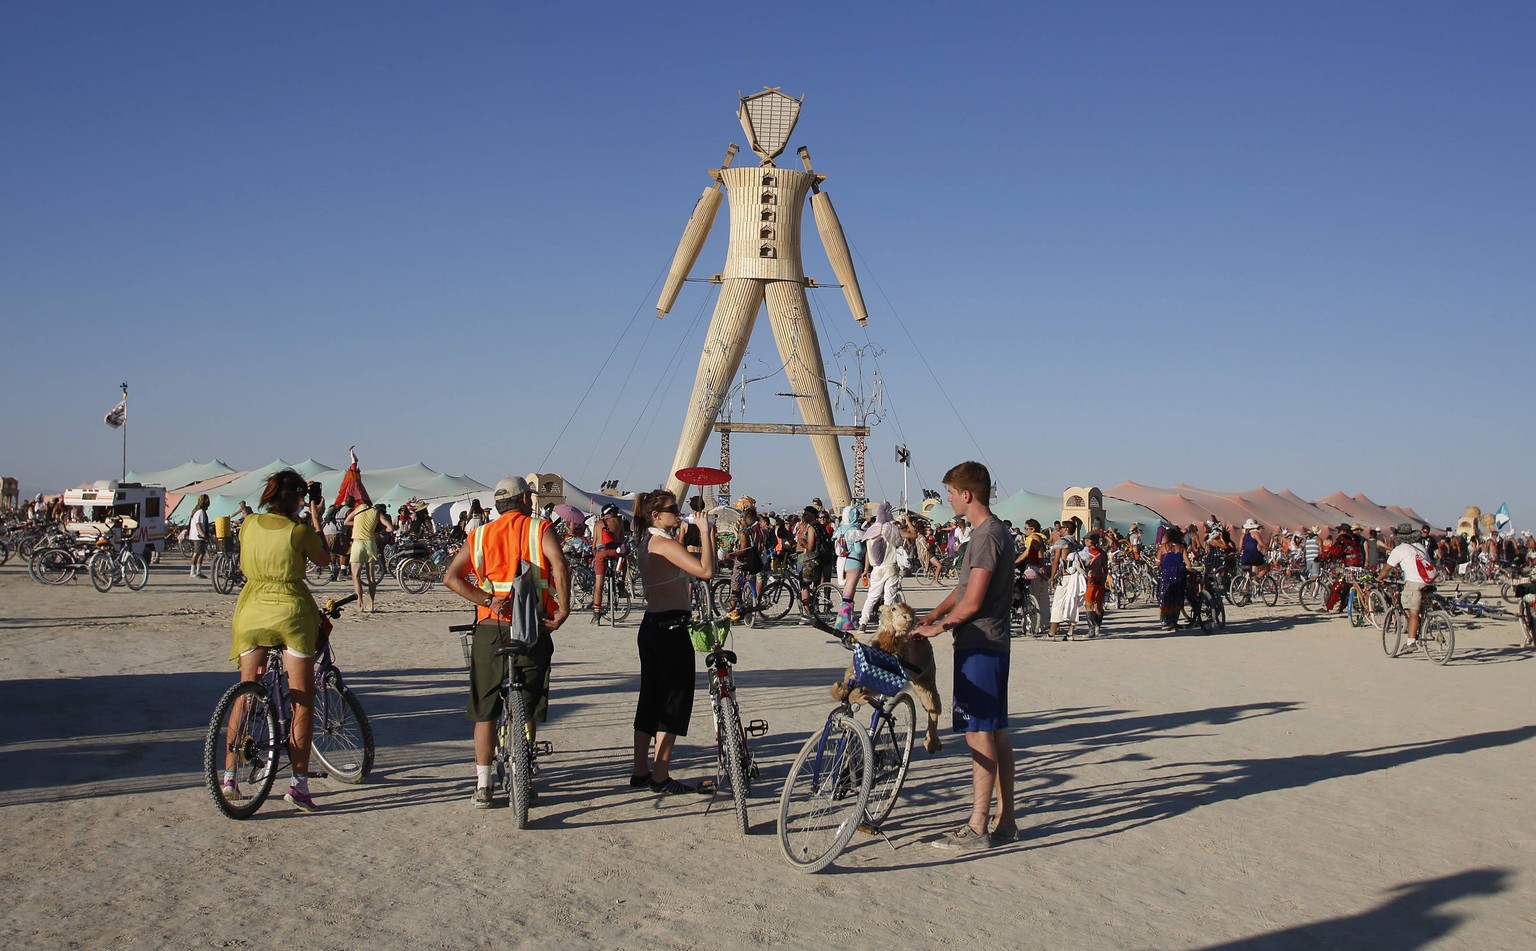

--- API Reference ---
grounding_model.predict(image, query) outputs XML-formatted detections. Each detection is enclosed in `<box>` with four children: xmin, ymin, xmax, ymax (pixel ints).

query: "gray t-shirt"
<box><xmin>951</xmin><ymin>515</ymin><xmax>1013</xmax><ymax>651</ymax></box>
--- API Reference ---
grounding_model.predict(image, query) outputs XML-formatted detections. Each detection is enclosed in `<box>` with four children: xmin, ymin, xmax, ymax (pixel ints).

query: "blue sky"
<box><xmin>3</xmin><ymin>2</ymin><xmax>1532</xmax><ymax>527</ymax></box>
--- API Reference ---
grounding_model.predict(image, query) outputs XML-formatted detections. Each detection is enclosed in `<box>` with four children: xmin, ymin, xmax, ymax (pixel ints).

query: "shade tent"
<box><xmin>1101</xmin><ymin>497</ymin><xmax>1168</xmax><ymax>534</ymax></box>
<box><xmin>164</xmin><ymin>470</ymin><xmax>249</xmax><ymax>519</ymax></box>
<box><xmin>991</xmin><ymin>489</ymin><xmax>1061</xmax><ymax>528</ymax></box>
<box><xmin>126</xmin><ymin>459</ymin><xmax>237</xmax><ymax>489</ymax></box>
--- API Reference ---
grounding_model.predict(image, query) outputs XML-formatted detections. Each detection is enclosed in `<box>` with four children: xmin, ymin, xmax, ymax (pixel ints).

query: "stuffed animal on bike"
<box><xmin>829</xmin><ymin>602</ymin><xmax>943</xmax><ymax>754</ymax></box>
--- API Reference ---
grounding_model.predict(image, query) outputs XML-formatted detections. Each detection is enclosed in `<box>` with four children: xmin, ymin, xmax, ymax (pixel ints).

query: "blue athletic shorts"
<box><xmin>952</xmin><ymin>648</ymin><xmax>1009</xmax><ymax>733</ymax></box>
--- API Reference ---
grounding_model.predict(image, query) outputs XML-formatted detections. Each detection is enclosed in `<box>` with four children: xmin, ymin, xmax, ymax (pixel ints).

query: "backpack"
<box><xmin>814</xmin><ymin>522</ymin><xmax>836</xmax><ymax>564</ymax></box>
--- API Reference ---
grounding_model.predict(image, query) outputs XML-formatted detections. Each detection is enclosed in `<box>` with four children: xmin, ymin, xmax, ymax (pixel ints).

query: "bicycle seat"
<box><xmin>708</xmin><ymin>648</ymin><xmax>738</xmax><ymax>666</ymax></box>
<box><xmin>496</xmin><ymin>642</ymin><xmax>530</xmax><ymax>658</ymax></box>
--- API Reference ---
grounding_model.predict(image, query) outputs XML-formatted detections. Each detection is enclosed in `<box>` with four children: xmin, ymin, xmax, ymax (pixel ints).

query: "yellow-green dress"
<box><xmin>229</xmin><ymin>513</ymin><xmax>327</xmax><ymax>663</ymax></box>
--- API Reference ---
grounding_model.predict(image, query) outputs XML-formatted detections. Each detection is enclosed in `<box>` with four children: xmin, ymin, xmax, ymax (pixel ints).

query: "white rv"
<box><xmin>63</xmin><ymin>481</ymin><xmax>168</xmax><ymax>555</ymax></box>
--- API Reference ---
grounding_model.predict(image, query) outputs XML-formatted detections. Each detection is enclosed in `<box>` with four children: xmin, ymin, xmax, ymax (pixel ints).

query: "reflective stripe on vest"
<box><xmin>469</xmin><ymin>513</ymin><xmax>553</xmax><ymax>620</ymax></box>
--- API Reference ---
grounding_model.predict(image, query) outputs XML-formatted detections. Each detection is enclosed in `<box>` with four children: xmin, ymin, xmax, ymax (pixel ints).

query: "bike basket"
<box><xmin>689</xmin><ymin>619</ymin><xmax>729</xmax><ymax>653</ymax></box>
<box><xmin>458</xmin><ymin>630</ymin><xmax>474</xmax><ymax>670</ymax></box>
<box><xmin>851</xmin><ymin>642</ymin><xmax>908</xmax><ymax>696</ymax></box>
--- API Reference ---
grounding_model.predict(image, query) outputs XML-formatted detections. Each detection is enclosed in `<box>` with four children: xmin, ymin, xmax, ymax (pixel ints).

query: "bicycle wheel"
<box><xmin>1208</xmin><ymin>591</ymin><xmax>1226</xmax><ymax>631</ymax></box>
<box><xmin>760</xmin><ymin>581</ymin><xmax>795</xmax><ymax>621</ymax></box>
<box><xmin>609</xmin><ymin>575</ymin><xmax>632</xmax><ymax>623</ymax></box>
<box><xmin>810</xmin><ymin>582</ymin><xmax>841</xmax><ymax>626</ymax></box>
<box><xmin>1421</xmin><ymin>611</ymin><xmax>1455</xmax><ymax>665</ymax></box>
<box><xmin>311</xmin><ymin>671</ymin><xmax>374</xmax><ymax>783</ymax></box>
<box><xmin>0</xmin><ymin>540</ymin><xmax>9</xmax><ymax>566</ymax></box>
<box><xmin>504</xmin><ymin>689</ymin><xmax>533</xmax><ymax>829</ymax></box>
<box><xmin>1228</xmin><ymin>575</ymin><xmax>1251</xmax><ymax>607</ymax></box>
<box><xmin>1298</xmin><ymin>578</ymin><xmax>1328</xmax><ymax>612</ymax></box>
<box><xmin>306</xmin><ymin>559</ymin><xmax>332</xmax><ymax>586</ymax></box>
<box><xmin>1366</xmin><ymin>589</ymin><xmax>1390</xmax><ymax>631</ymax></box>
<box><xmin>211</xmin><ymin>554</ymin><xmax>234</xmax><ymax>595</ymax></box>
<box><xmin>121</xmin><ymin>553</ymin><xmax>148</xmax><ymax>590</ymax></box>
<box><xmin>1381</xmin><ymin>607</ymin><xmax>1404</xmax><ymax>657</ymax></box>
<box><xmin>777</xmin><ymin>712</ymin><xmax>873</xmax><ymax>873</ymax></box>
<box><xmin>1500</xmin><ymin>580</ymin><xmax>1516</xmax><ymax>603</ymax></box>
<box><xmin>31</xmin><ymin>549</ymin><xmax>74</xmax><ymax>585</ymax></box>
<box><xmin>1347</xmin><ymin>590</ymin><xmax>1366</xmax><ymax>628</ymax></box>
<box><xmin>568</xmin><ymin>566</ymin><xmax>595</xmax><ymax>611</ymax></box>
<box><xmin>719</xmin><ymin>697</ymin><xmax>751</xmax><ymax>835</ymax></box>
<box><xmin>396</xmin><ymin>557</ymin><xmax>434</xmax><ymax>595</ymax></box>
<box><xmin>89</xmin><ymin>552</ymin><xmax>115</xmax><ymax>592</ymax></box>
<box><xmin>1259</xmin><ymin>575</ymin><xmax>1280</xmax><ymax>608</ymax></box>
<box><xmin>203</xmin><ymin>681</ymin><xmax>280</xmax><ymax>820</ymax></box>
<box><xmin>865</xmin><ymin>693</ymin><xmax>916</xmax><ymax>827</ymax></box>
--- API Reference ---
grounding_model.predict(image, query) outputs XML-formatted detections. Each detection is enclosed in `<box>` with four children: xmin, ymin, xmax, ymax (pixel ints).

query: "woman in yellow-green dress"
<box><xmin>219</xmin><ymin>469</ymin><xmax>331</xmax><ymax>811</ymax></box>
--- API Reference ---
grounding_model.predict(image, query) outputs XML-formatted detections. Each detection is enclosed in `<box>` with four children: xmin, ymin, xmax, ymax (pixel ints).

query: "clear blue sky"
<box><xmin>3</xmin><ymin>2</ymin><xmax>1532</xmax><ymax>527</ymax></box>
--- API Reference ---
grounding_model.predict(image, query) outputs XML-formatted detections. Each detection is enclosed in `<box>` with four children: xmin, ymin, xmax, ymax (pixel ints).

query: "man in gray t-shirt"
<box><xmin>914</xmin><ymin>461</ymin><xmax>1017</xmax><ymax>852</ymax></box>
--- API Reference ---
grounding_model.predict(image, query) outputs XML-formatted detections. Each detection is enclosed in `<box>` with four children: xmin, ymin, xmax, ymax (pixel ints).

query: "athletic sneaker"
<box><xmin>1397</xmin><ymin>639</ymin><xmax>1417</xmax><ymax>656</ymax></box>
<box><xmin>220</xmin><ymin>781</ymin><xmax>245</xmax><ymax>803</ymax></box>
<box><xmin>284</xmin><ymin>786</ymin><xmax>319</xmax><ymax>812</ymax></box>
<box><xmin>930</xmin><ymin>823</ymin><xmax>993</xmax><ymax>852</ymax></box>
<box><xmin>471</xmin><ymin>786</ymin><xmax>493</xmax><ymax>809</ymax></box>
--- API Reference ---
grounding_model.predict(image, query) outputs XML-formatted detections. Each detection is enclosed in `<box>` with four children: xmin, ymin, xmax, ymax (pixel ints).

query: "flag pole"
<box><xmin>120</xmin><ymin>381</ymin><xmax>128</xmax><ymax>482</ymax></box>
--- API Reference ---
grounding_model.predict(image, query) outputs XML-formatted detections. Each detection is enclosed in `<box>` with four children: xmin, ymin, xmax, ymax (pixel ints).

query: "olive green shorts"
<box><xmin>466</xmin><ymin>621</ymin><xmax>553</xmax><ymax>724</ymax></box>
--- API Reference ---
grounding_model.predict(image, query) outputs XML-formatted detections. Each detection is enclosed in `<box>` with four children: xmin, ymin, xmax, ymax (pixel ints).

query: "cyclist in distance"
<box><xmin>442</xmin><ymin>476</ymin><xmax>571</xmax><ymax>809</ymax></box>
<box><xmin>1239</xmin><ymin>519</ymin><xmax>1269</xmax><ymax>579</ymax></box>
<box><xmin>1379</xmin><ymin>522</ymin><xmax>1437</xmax><ymax>655</ymax></box>
<box><xmin>221</xmin><ymin>469</ymin><xmax>332</xmax><ymax>811</ymax></box>
<box><xmin>591</xmin><ymin>502</ymin><xmax>628</xmax><ymax>620</ymax></box>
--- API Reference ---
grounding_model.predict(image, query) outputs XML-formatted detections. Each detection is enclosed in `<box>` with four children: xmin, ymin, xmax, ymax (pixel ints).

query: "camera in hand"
<box><xmin>307</xmin><ymin>481</ymin><xmax>324</xmax><ymax>504</ymax></box>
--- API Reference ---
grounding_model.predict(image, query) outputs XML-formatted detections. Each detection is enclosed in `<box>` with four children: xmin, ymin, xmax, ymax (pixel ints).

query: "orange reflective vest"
<box><xmin>467</xmin><ymin>512</ymin><xmax>556</xmax><ymax>622</ymax></box>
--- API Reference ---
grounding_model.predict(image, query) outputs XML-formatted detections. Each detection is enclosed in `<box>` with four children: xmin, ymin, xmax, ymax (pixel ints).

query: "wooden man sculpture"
<box><xmin>656</xmin><ymin>88</ymin><xmax>868</xmax><ymax>509</ymax></box>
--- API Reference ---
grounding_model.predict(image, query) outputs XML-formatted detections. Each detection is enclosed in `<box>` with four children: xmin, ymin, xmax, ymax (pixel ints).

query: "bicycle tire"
<box><xmin>1500</xmin><ymin>581</ymin><xmax>1516</xmax><ymax>603</ymax></box>
<box><xmin>1421</xmin><ymin>611</ymin><xmax>1455</xmax><ymax>665</ymax></box>
<box><xmin>507</xmin><ymin>689</ymin><xmax>533</xmax><ymax>829</ymax></box>
<box><xmin>1298</xmin><ymin>578</ymin><xmax>1327</xmax><ymax>612</ymax></box>
<box><xmin>777</xmin><ymin>712</ymin><xmax>873</xmax><ymax>873</ymax></box>
<box><xmin>204</xmin><ymin>681</ymin><xmax>279</xmax><ymax>820</ymax></box>
<box><xmin>810</xmin><ymin>582</ymin><xmax>841</xmax><ymax>626</ymax></box>
<box><xmin>760</xmin><ymin>581</ymin><xmax>795</xmax><ymax>621</ymax></box>
<box><xmin>609</xmin><ymin>575</ymin><xmax>632</xmax><ymax>623</ymax></box>
<box><xmin>720</xmin><ymin>697</ymin><xmax>751</xmax><ymax>835</ymax></box>
<box><xmin>1381</xmin><ymin>607</ymin><xmax>1404</xmax><ymax>657</ymax></box>
<box><xmin>1347</xmin><ymin>590</ymin><xmax>1366</xmax><ymax>628</ymax></box>
<box><xmin>1228</xmin><ymin>576</ymin><xmax>1251</xmax><ymax>608</ymax></box>
<box><xmin>396</xmin><ymin>557</ymin><xmax>433</xmax><ymax>595</ymax></box>
<box><xmin>0</xmin><ymin>540</ymin><xmax>9</xmax><ymax>566</ymax></box>
<box><xmin>1208</xmin><ymin>591</ymin><xmax>1226</xmax><ymax>631</ymax></box>
<box><xmin>32</xmin><ymin>548</ymin><xmax>75</xmax><ymax>585</ymax></box>
<box><xmin>211</xmin><ymin>554</ymin><xmax>233</xmax><ymax>595</ymax></box>
<box><xmin>569</xmin><ymin>566</ymin><xmax>595</xmax><ymax>611</ymax></box>
<box><xmin>1259</xmin><ymin>575</ymin><xmax>1280</xmax><ymax>608</ymax></box>
<box><xmin>311</xmin><ymin>671</ymin><xmax>374</xmax><ymax>783</ymax></box>
<box><xmin>1366</xmin><ymin>589</ymin><xmax>1390</xmax><ymax>631</ymax></box>
<box><xmin>306</xmin><ymin>560</ymin><xmax>332</xmax><ymax>586</ymax></box>
<box><xmin>89</xmin><ymin>551</ymin><xmax>115</xmax><ymax>592</ymax></box>
<box><xmin>123</xmin><ymin>553</ymin><xmax>148</xmax><ymax>590</ymax></box>
<box><xmin>865</xmin><ymin>692</ymin><xmax>916</xmax><ymax>827</ymax></box>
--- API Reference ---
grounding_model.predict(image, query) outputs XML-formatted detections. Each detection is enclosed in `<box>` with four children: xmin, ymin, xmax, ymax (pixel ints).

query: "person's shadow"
<box><xmin>1191</xmin><ymin>867</ymin><xmax>1512</xmax><ymax>950</ymax></box>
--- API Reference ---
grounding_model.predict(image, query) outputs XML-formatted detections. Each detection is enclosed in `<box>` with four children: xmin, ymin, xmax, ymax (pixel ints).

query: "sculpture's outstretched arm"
<box><xmin>800</xmin><ymin>148</ymin><xmax>868</xmax><ymax>326</ymax></box>
<box><xmin>656</xmin><ymin>145</ymin><xmax>737</xmax><ymax>318</ymax></box>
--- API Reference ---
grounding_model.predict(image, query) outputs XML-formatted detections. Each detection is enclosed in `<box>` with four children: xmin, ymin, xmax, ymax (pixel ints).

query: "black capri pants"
<box><xmin>633</xmin><ymin>610</ymin><xmax>695</xmax><ymax>737</ymax></box>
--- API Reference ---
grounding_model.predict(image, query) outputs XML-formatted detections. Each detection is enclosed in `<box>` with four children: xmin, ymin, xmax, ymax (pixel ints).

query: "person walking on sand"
<box><xmin>188</xmin><ymin>494</ymin><xmax>212</xmax><ymax>578</ymax></box>
<box><xmin>629</xmin><ymin>488</ymin><xmax>716</xmax><ymax>795</ymax></box>
<box><xmin>344</xmin><ymin>497</ymin><xmax>392</xmax><ymax>613</ymax></box>
<box><xmin>913</xmin><ymin>461</ymin><xmax>1017</xmax><ymax>850</ymax></box>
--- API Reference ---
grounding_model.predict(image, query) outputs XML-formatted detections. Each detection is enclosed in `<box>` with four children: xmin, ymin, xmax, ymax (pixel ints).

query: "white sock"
<box><xmin>476</xmin><ymin>765</ymin><xmax>492</xmax><ymax>788</ymax></box>
<box><xmin>290</xmin><ymin>773</ymin><xmax>309</xmax><ymax>792</ymax></box>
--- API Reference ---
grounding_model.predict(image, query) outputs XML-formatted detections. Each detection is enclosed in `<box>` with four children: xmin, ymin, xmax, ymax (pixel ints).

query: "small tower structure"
<box><xmin>1062</xmin><ymin>486</ymin><xmax>1105</xmax><ymax>534</ymax></box>
<box><xmin>1457</xmin><ymin>505</ymin><xmax>1481</xmax><ymax>539</ymax></box>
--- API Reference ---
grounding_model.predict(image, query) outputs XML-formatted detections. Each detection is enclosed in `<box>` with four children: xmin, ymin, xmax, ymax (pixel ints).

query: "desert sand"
<box><xmin>1</xmin><ymin>560</ymin><xmax>1532</xmax><ymax>950</ymax></box>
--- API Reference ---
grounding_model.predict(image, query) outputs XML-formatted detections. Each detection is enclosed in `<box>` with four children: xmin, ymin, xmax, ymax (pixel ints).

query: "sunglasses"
<box><xmin>656</xmin><ymin>504</ymin><xmax>680</xmax><ymax>515</ymax></box>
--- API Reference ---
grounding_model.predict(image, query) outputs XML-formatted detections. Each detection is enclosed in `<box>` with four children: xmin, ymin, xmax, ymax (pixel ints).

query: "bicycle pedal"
<box><xmin>746</xmin><ymin>719</ymin><xmax>769</xmax><ymax>737</ymax></box>
<box><xmin>307</xmin><ymin>770</ymin><xmax>328</xmax><ymax>780</ymax></box>
<box><xmin>533</xmin><ymin>741</ymin><xmax>553</xmax><ymax>756</ymax></box>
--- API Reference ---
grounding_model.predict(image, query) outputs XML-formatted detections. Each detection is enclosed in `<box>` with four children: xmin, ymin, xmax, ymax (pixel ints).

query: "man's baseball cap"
<box><xmin>599</xmin><ymin>503</ymin><xmax>619</xmax><ymax>518</ymax></box>
<box><xmin>493</xmin><ymin>476</ymin><xmax>531</xmax><ymax>499</ymax></box>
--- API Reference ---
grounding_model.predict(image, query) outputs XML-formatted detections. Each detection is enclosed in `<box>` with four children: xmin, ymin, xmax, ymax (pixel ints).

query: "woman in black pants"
<box><xmin>630</xmin><ymin>489</ymin><xmax>715</xmax><ymax>793</ymax></box>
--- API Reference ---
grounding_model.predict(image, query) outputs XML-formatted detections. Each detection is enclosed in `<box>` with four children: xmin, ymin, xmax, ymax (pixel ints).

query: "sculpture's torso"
<box><xmin>720</xmin><ymin>166</ymin><xmax>814</xmax><ymax>281</ymax></box>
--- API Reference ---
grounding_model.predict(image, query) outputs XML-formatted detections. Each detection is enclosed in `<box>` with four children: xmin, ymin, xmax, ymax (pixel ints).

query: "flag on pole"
<box><xmin>104</xmin><ymin>399</ymin><xmax>126</xmax><ymax>429</ymax></box>
<box><xmin>1494</xmin><ymin>503</ymin><xmax>1512</xmax><ymax>537</ymax></box>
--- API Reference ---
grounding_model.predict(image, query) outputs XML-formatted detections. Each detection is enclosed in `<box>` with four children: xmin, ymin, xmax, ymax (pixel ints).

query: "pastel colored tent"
<box><xmin>126</xmin><ymin>459</ymin><xmax>237</xmax><ymax>488</ymax></box>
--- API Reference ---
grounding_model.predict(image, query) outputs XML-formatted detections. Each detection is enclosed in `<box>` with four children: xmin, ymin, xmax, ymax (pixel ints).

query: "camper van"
<box><xmin>63</xmin><ymin>481</ymin><xmax>168</xmax><ymax>556</ymax></box>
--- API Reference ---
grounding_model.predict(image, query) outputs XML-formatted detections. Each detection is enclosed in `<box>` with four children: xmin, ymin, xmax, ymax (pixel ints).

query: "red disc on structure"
<box><xmin>675</xmin><ymin>466</ymin><xmax>732</xmax><ymax>487</ymax></box>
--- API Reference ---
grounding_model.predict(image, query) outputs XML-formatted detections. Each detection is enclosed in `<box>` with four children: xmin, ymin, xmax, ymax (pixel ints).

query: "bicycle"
<box><xmin>29</xmin><ymin>538</ymin><xmax>94</xmax><ymax>585</ymax></box>
<box><xmin>1226</xmin><ymin>565</ymin><xmax>1279</xmax><ymax>608</ymax></box>
<box><xmin>1342</xmin><ymin>570</ymin><xmax>1394</xmax><ymax>631</ymax></box>
<box><xmin>777</xmin><ymin>624</ymin><xmax>916</xmax><ymax>873</ymax></box>
<box><xmin>590</xmin><ymin>564</ymin><xmax>633</xmax><ymax>624</ymax></box>
<box><xmin>210</xmin><ymin>545</ymin><xmax>246</xmax><ymax>595</ymax></box>
<box><xmin>692</xmin><ymin>604</ymin><xmax>768</xmax><ymax>834</ymax></box>
<box><xmin>88</xmin><ymin>538</ymin><xmax>149</xmax><ymax>592</ymax></box>
<box><xmin>1179</xmin><ymin>565</ymin><xmax>1222</xmax><ymax>633</ymax></box>
<box><xmin>1380</xmin><ymin>586</ymin><xmax>1455</xmax><ymax>665</ymax></box>
<box><xmin>451</xmin><ymin>621</ymin><xmax>551</xmax><ymax>828</ymax></box>
<box><xmin>203</xmin><ymin>594</ymin><xmax>375</xmax><ymax>819</ymax></box>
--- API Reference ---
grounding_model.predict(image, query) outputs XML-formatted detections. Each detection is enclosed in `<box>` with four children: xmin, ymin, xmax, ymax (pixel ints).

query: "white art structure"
<box><xmin>657</xmin><ymin>89</ymin><xmax>868</xmax><ymax>509</ymax></box>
